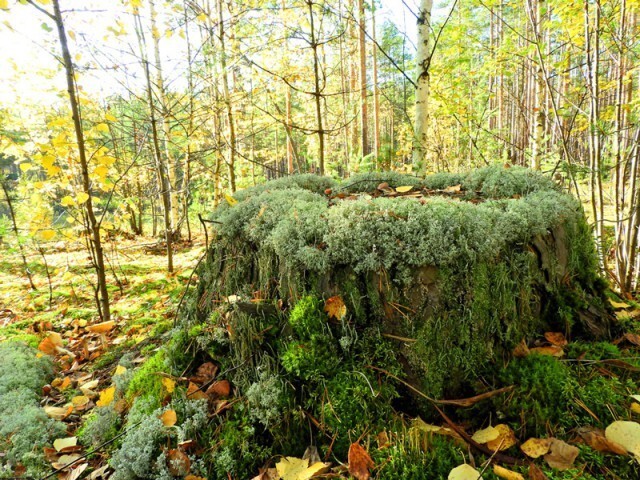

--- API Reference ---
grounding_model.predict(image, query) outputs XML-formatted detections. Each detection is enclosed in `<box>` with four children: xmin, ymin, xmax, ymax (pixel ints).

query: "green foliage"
<box><xmin>0</xmin><ymin>342</ymin><xmax>66</xmax><ymax>477</ymax></box>
<box><xmin>287</xmin><ymin>295</ymin><xmax>327</xmax><ymax>337</ymax></box>
<box><xmin>495</xmin><ymin>354</ymin><xmax>575</xmax><ymax>437</ymax></box>
<box><xmin>125</xmin><ymin>349</ymin><xmax>168</xmax><ymax>411</ymax></box>
<box><xmin>79</xmin><ymin>404</ymin><xmax>121</xmax><ymax>449</ymax></box>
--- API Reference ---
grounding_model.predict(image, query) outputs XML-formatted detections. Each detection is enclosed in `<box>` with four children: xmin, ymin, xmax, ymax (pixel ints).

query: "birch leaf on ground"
<box><xmin>605</xmin><ymin>421</ymin><xmax>640</xmax><ymax>459</ymax></box>
<box><xmin>274</xmin><ymin>457</ymin><xmax>329</xmax><ymax>480</ymax></box>
<box><xmin>448</xmin><ymin>464</ymin><xmax>482</xmax><ymax>479</ymax></box>
<box><xmin>471</xmin><ymin>425</ymin><xmax>500</xmax><ymax>444</ymax></box>
<box><xmin>493</xmin><ymin>464</ymin><xmax>525</xmax><ymax>480</ymax></box>
<box><xmin>520</xmin><ymin>437</ymin><xmax>552</xmax><ymax>458</ymax></box>
<box><xmin>544</xmin><ymin>439</ymin><xmax>579</xmax><ymax>470</ymax></box>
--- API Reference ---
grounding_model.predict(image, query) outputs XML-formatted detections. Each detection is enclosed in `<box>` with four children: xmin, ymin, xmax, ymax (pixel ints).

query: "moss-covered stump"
<box><xmin>184</xmin><ymin>167</ymin><xmax>613</xmax><ymax>396</ymax></box>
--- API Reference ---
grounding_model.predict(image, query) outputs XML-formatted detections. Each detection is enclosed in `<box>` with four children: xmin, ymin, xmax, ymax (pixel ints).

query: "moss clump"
<box><xmin>0</xmin><ymin>342</ymin><xmax>66</xmax><ymax>477</ymax></box>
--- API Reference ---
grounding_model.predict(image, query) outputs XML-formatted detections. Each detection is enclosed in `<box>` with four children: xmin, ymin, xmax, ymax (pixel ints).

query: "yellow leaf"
<box><xmin>632</xmin><ymin>403</ymin><xmax>640</xmax><ymax>414</ymax></box>
<box><xmin>105</xmin><ymin>113</ymin><xmax>117</xmax><ymax>122</ymax></box>
<box><xmin>19</xmin><ymin>162</ymin><xmax>32</xmax><ymax>172</ymax></box>
<box><xmin>96</xmin><ymin>386</ymin><xmax>115</xmax><ymax>407</ymax></box>
<box><xmin>41</xmin><ymin>155</ymin><xmax>55</xmax><ymax>169</ymax></box>
<box><xmin>471</xmin><ymin>425</ymin><xmax>500</xmax><ymax>444</ymax></box>
<box><xmin>114</xmin><ymin>365</ymin><xmax>127</xmax><ymax>376</ymax></box>
<box><xmin>275</xmin><ymin>457</ymin><xmax>329</xmax><ymax>480</ymax></box>
<box><xmin>486</xmin><ymin>424</ymin><xmax>517</xmax><ymax>451</ymax></box>
<box><xmin>395</xmin><ymin>185</ymin><xmax>413</xmax><ymax>193</ymax></box>
<box><xmin>61</xmin><ymin>196</ymin><xmax>76</xmax><ymax>207</ymax></box>
<box><xmin>71</xmin><ymin>395</ymin><xmax>90</xmax><ymax>408</ymax></box>
<box><xmin>37</xmin><ymin>0</ymin><xmax>52</xmax><ymax>4</ymax></box>
<box><xmin>605</xmin><ymin>421</ymin><xmax>640</xmax><ymax>459</ymax></box>
<box><xmin>94</xmin><ymin>165</ymin><xmax>109</xmax><ymax>178</ymax></box>
<box><xmin>160</xmin><ymin>409</ymin><xmax>177</xmax><ymax>427</ymax></box>
<box><xmin>520</xmin><ymin>437</ymin><xmax>552</xmax><ymax>459</ymax></box>
<box><xmin>196</xmin><ymin>12</ymin><xmax>207</xmax><ymax>22</ymax></box>
<box><xmin>493</xmin><ymin>465</ymin><xmax>525</xmax><ymax>480</ymax></box>
<box><xmin>68</xmin><ymin>30</ymin><xmax>75</xmax><ymax>40</ymax></box>
<box><xmin>224</xmin><ymin>193</ymin><xmax>238</xmax><ymax>206</ymax></box>
<box><xmin>0</xmin><ymin>0</ymin><xmax>8</xmax><ymax>10</ymax></box>
<box><xmin>95</xmin><ymin>123</ymin><xmax>109</xmax><ymax>133</ymax></box>
<box><xmin>448</xmin><ymin>464</ymin><xmax>481</xmax><ymax>480</ymax></box>
<box><xmin>76</xmin><ymin>192</ymin><xmax>89</xmax><ymax>204</ymax></box>
<box><xmin>162</xmin><ymin>377</ymin><xmax>176</xmax><ymax>393</ymax></box>
<box><xmin>97</xmin><ymin>155</ymin><xmax>116</xmax><ymax>166</ymax></box>
<box><xmin>40</xmin><ymin>229</ymin><xmax>56</xmax><ymax>241</ymax></box>
<box><xmin>165</xmin><ymin>29</ymin><xmax>173</xmax><ymax>38</ymax></box>
<box><xmin>53</xmin><ymin>436</ymin><xmax>77</xmax><ymax>452</ymax></box>
<box><xmin>324</xmin><ymin>295</ymin><xmax>347</xmax><ymax>320</ymax></box>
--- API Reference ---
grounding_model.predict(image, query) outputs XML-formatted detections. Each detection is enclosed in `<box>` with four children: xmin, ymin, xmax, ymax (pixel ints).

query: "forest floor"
<box><xmin>1</xmin><ymin>230</ymin><xmax>640</xmax><ymax>479</ymax></box>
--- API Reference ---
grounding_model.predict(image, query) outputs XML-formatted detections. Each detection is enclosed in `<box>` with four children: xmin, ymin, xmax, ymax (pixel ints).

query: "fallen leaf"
<box><xmin>86</xmin><ymin>320</ymin><xmax>115</xmax><ymax>333</ymax></box>
<box><xmin>324</xmin><ymin>296</ymin><xmax>347</xmax><ymax>320</ymax></box>
<box><xmin>444</xmin><ymin>184</ymin><xmax>462</xmax><ymax>193</ymax></box>
<box><xmin>544</xmin><ymin>332</ymin><xmax>568</xmax><ymax>346</ymax></box>
<box><xmin>114</xmin><ymin>365</ymin><xmax>127</xmax><ymax>376</ymax></box>
<box><xmin>65</xmin><ymin>463</ymin><xmax>88</xmax><ymax>480</ymax></box>
<box><xmin>471</xmin><ymin>425</ymin><xmax>500</xmax><ymax>444</ymax></box>
<box><xmin>544</xmin><ymin>439</ymin><xmax>579</xmax><ymax>470</ymax></box>
<box><xmin>87</xmin><ymin>464</ymin><xmax>110</xmax><ymax>479</ymax></box>
<box><xmin>632</xmin><ymin>403</ymin><xmax>640</xmax><ymax>415</ymax></box>
<box><xmin>206</xmin><ymin>380</ymin><xmax>231</xmax><ymax>399</ymax></box>
<box><xmin>53</xmin><ymin>437</ymin><xmax>77</xmax><ymax>452</ymax></box>
<box><xmin>52</xmin><ymin>454</ymin><xmax>81</xmax><ymax>470</ymax></box>
<box><xmin>185</xmin><ymin>476</ymin><xmax>208</xmax><ymax>480</ymax></box>
<box><xmin>167</xmin><ymin>449</ymin><xmax>190</xmax><ymax>477</ymax></box>
<box><xmin>275</xmin><ymin>456</ymin><xmax>329</xmax><ymax>480</ymax></box>
<box><xmin>186</xmin><ymin>382</ymin><xmax>208</xmax><ymax>400</ymax></box>
<box><xmin>96</xmin><ymin>386</ymin><xmax>115</xmax><ymax>407</ymax></box>
<box><xmin>192</xmin><ymin>362</ymin><xmax>218</xmax><ymax>384</ymax></box>
<box><xmin>493</xmin><ymin>464</ymin><xmax>525</xmax><ymax>480</ymax></box>
<box><xmin>528</xmin><ymin>463</ymin><xmax>549</xmax><ymax>480</ymax></box>
<box><xmin>610</xmin><ymin>300</ymin><xmax>631</xmax><ymax>309</ymax></box>
<box><xmin>395</xmin><ymin>185</ymin><xmax>413</xmax><ymax>193</ymax></box>
<box><xmin>160</xmin><ymin>409</ymin><xmax>177</xmax><ymax>427</ymax></box>
<box><xmin>575</xmin><ymin>426</ymin><xmax>627</xmax><ymax>455</ymax></box>
<box><xmin>605</xmin><ymin>421</ymin><xmax>640</xmax><ymax>459</ymax></box>
<box><xmin>79</xmin><ymin>379</ymin><xmax>99</xmax><ymax>397</ymax></box>
<box><xmin>529</xmin><ymin>346</ymin><xmax>564</xmax><ymax>357</ymax></box>
<box><xmin>162</xmin><ymin>377</ymin><xmax>176</xmax><ymax>394</ymax></box>
<box><xmin>512</xmin><ymin>339</ymin><xmax>530</xmax><ymax>358</ymax></box>
<box><xmin>44</xmin><ymin>405</ymin><xmax>73</xmax><ymax>420</ymax></box>
<box><xmin>348</xmin><ymin>443</ymin><xmax>374</xmax><ymax>480</ymax></box>
<box><xmin>486</xmin><ymin>424</ymin><xmax>517</xmax><ymax>451</ymax></box>
<box><xmin>448</xmin><ymin>464</ymin><xmax>481</xmax><ymax>479</ymax></box>
<box><xmin>520</xmin><ymin>437</ymin><xmax>552</xmax><ymax>458</ymax></box>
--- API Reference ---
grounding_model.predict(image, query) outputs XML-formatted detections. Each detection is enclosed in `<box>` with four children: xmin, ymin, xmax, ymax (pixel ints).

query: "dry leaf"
<box><xmin>44</xmin><ymin>405</ymin><xmax>73</xmax><ymax>420</ymax></box>
<box><xmin>544</xmin><ymin>439</ymin><xmax>579</xmax><ymax>470</ymax></box>
<box><xmin>53</xmin><ymin>437</ymin><xmax>77</xmax><ymax>452</ymax></box>
<box><xmin>114</xmin><ymin>365</ymin><xmax>127</xmax><ymax>376</ymax></box>
<box><xmin>160</xmin><ymin>409</ymin><xmax>177</xmax><ymax>427</ymax></box>
<box><xmin>395</xmin><ymin>185</ymin><xmax>413</xmax><ymax>193</ymax></box>
<box><xmin>86</xmin><ymin>320</ymin><xmax>115</xmax><ymax>333</ymax></box>
<box><xmin>528</xmin><ymin>463</ymin><xmax>549</xmax><ymax>480</ymax></box>
<box><xmin>605</xmin><ymin>421</ymin><xmax>640</xmax><ymax>459</ymax></box>
<box><xmin>486</xmin><ymin>424</ymin><xmax>517</xmax><ymax>451</ymax></box>
<box><xmin>206</xmin><ymin>380</ymin><xmax>231</xmax><ymax>399</ymax></box>
<box><xmin>275</xmin><ymin>457</ymin><xmax>329</xmax><ymax>480</ymax></box>
<box><xmin>544</xmin><ymin>332</ymin><xmax>568</xmax><ymax>346</ymax></box>
<box><xmin>520</xmin><ymin>437</ymin><xmax>552</xmax><ymax>458</ymax></box>
<box><xmin>71</xmin><ymin>395</ymin><xmax>90</xmax><ymax>408</ymax></box>
<box><xmin>575</xmin><ymin>426</ymin><xmax>627</xmax><ymax>455</ymax></box>
<box><xmin>185</xmin><ymin>476</ymin><xmax>208</xmax><ymax>480</ymax></box>
<box><xmin>79</xmin><ymin>379</ymin><xmax>99</xmax><ymax>398</ymax></box>
<box><xmin>448</xmin><ymin>464</ymin><xmax>481</xmax><ymax>479</ymax></box>
<box><xmin>64</xmin><ymin>463</ymin><xmax>88</xmax><ymax>480</ymax></box>
<box><xmin>444</xmin><ymin>184</ymin><xmax>462</xmax><ymax>193</ymax></box>
<box><xmin>610</xmin><ymin>300</ymin><xmax>631</xmax><ymax>310</ymax></box>
<box><xmin>471</xmin><ymin>425</ymin><xmax>500</xmax><ymax>444</ymax></box>
<box><xmin>186</xmin><ymin>382</ymin><xmax>208</xmax><ymax>400</ymax></box>
<box><xmin>167</xmin><ymin>449</ymin><xmax>190</xmax><ymax>477</ymax></box>
<box><xmin>96</xmin><ymin>386</ymin><xmax>115</xmax><ymax>407</ymax></box>
<box><xmin>529</xmin><ymin>346</ymin><xmax>565</xmax><ymax>357</ymax></box>
<box><xmin>512</xmin><ymin>339</ymin><xmax>530</xmax><ymax>358</ymax></box>
<box><xmin>52</xmin><ymin>454</ymin><xmax>81</xmax><ymax>470</ymax></box>
<box><xmin>324</xmin><ymin>296</ymin><xmax>347</xmax><ymax>320</ymax></box>
<box><xmin>631</xmin><ymin>403</ymin><xmax>640</xmax><ymax>415</ymax></box>
<box><xmin>493</xmin><ymin>464</ymin><xmax>525</xmax><ymax>480</ymax></box>
<box><xmin>192</xmin><ymin>362</ymin><xmax>218</xmax><ymax>384</ymax></box>
<box><xmin>348</xmin><ymin>443</ymin><xmax>375</xmax><ymax>480</ymax></box>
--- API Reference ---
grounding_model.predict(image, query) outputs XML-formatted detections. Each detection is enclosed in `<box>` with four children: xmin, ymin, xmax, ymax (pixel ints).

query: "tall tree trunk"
<box><xmin>50</xmin><ymin>0</ymin><xmax>111</xmax><ymax>319</ymax></box>
<box><xmin>371</xmin><ymin>1</ymin><xmax>380</xmax><ymax>164</ymax></box>
<box><xmin>412</xmin><ymin>0</ymin><xmax>433</xmax><ymax>168</ymax></box>
<box><xmin>217</xmin><ymin>0</ymin><xmax>237</xmax><ymax>191</ymax></box>
<box><xmin>358</xmin><ymin>0</ymin><xmax>368</xmax><ymax>158</ymax></box>
<box><xmin>307</xmin><ymin>0</ymin><xmax>325</xmax><ymax>175</ymax></box>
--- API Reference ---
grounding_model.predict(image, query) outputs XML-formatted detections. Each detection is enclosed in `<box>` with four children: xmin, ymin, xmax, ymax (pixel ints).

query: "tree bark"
<box><xmin>412</xmin><ymin>0</ymin><xmax>433</xmax><ymax>168</ymax></box>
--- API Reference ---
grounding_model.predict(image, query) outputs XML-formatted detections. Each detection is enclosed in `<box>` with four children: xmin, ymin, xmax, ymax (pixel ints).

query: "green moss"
<box><xmin>280</xmin><ymin>334</ymin><xmax>339</xmax><ymax>380</ymax></box>
<box><xmin>287</xmin><ymin>295</ymin><xmax>327</xmax><ymax>338</ymax></box>
<box><xmin>125</xmin><ymin>349</ymin><xmax>168</xmax><ymax>410</ymax></box>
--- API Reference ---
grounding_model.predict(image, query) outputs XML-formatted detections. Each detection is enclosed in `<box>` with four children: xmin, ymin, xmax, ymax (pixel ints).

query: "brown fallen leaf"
<box><xmin>186</xmin><ymin>382</ymin><xmax>208</xmax><ymax>400</ymax></box>
<box><xmin>544</xmin><ymin>332</ymin><xmax>568</xmax><ymax>346</ymax></box>
<box><xmin>167</xmin><ymin>449</ymin><xmax>190</xmax><ymax>477</ymax></box>
<box><xmin>324</xmin><ymin>295</ymin><xmax>347</xmax><ymax>320</ymax></box>
<box><xmin>528</xmin><ymin>463</ymin><xmax>549</xmax><ymax>480</ymax></box>
<box><xmin>486</xmin><ymin>424</ymin><xmax>517</xmax><ymax>451</ymax></box>
<box><xmin>44</xmin><ymin>405</ymin><xmax>73</xmax><ymax>420</ymax></box>
<box><xmin>575</xmin><ymin>426</ymin><xmax>627</xmax><ymax>455</ymax></box>
<box><xmin>520</xmin><ymin>437</ymin><xmax>552</xmax><ymax>459</ymax></box>
<box><xmin>544</xmin><ymin>439</ymin><xmax>579</xmax><ymax>470</ymax></box>
<box><xmin>160</xmin><ymin>409</ymin><xmax>177</xmax><ymax>427</ymax></box>
<box><xmin>493</xmin><ymin>464</ymin><xmax>525</xmax><ymax>480</ymax></box>
<box><xmin>529</xmin><ymin>346</ymin><xmax>565</xmax><ymax>357</ymax></box>
<box><xmin>348</xmin><ymin>443</ymin><xmax>374</xmax><ymax>480</ymax></box>
<box><xmin>512</xmin><ymin>339</ymin><xmax>530</xmax><ymax>358</ymax></box>
<box><xmin>206</xmin><ymin>380</ymin><xmax>231</xmax><ymax>399</ymax></box>
<box><xmin>64</xmin><ymin>462</ymin><xmax>88</xmax><ymax>480</ymax></box>
<box><xmin>191</xmin><ymin>362</ymin><xmax>218</xmax><ymax>384</ymax></box>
